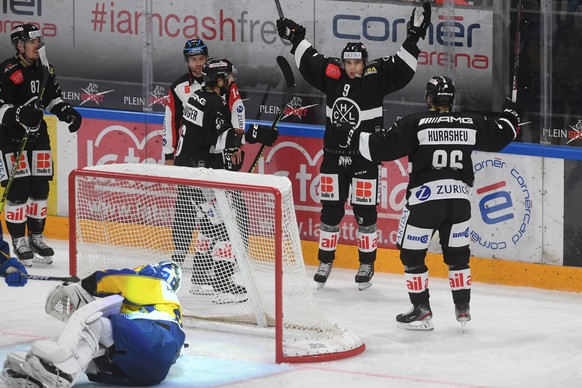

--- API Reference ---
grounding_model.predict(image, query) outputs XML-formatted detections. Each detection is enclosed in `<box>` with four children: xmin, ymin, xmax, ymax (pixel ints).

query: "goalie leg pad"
<box><xmin>24</xmin><ymin>295</ymin><xmax>122</xmax><ymax>386</ymax></box>
<box><xmin>45</xmin><ymin>283</ymin><xmax>96</xmax><ymax>323</ymax></box>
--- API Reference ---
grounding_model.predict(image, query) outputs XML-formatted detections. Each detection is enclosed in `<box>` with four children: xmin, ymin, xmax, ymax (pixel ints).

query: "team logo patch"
<box><xmin>9</xmin><ymin>69</ymin><xmax>24</xmax><ymax>85</ymax></box>
<box><xmin>363</xmin><ymin>67</ymin><xmax>377</xmax><ymax>76</ymax></box>
<box><xmin>32</xmin><ymin>150</ymin><xmax>53</xmax><ymax>176</ymax></box>
<box><xmin>325</xmin><ymin>63</ymin><xmax>341</xmax><ymax>80</ymax></box>
<box><xmin>319</xmin><ymin>174</ymin><xmax>339</xmax><ymax>201</ymax></box>
<box><xmin>351</xmin><ymin>178</ymin><xmax>377</xmax><ymax>205</ymax></box>
<box><xmin>331</xmin><ymin>97</ymin><xmax>361</xmax><ymax>128</ymax></box>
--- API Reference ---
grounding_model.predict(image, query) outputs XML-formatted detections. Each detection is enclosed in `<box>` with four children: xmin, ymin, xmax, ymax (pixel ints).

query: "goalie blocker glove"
<box><xmin>276</xmin><ymin>18</ymin><xmax>306</xmax><ymax>54</ymax></box>
<box><xmin>407</xmin><ymin>1</ymin><xmax>431</xmax><ymax>44</ymax></box>
<box><xmin>53</xmin><ymin>103</ymin><xmax>83</xmax><ymax>133</ymax></box>
<box><xmin>245</xmin><ymin>124</ymin><xmax>278</xmax><ymax>146</ymax></box>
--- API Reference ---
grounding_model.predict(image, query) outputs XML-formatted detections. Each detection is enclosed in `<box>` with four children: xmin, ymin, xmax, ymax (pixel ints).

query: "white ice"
<box><xmin>1</xmin><ymin>239</ymin><xmax>582</xmax><ymax>387</ymax></box>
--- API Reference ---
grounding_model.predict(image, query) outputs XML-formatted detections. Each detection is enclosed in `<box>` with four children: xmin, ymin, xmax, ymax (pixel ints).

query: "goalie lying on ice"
<box><xmin>1</xmin><ymin>261</ymin><xmax>185</xmax><ymax>387</ymax></box>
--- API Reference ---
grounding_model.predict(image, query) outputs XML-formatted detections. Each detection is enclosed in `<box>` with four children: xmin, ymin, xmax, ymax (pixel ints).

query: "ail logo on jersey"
<box><xmin>406</xmin><ymin>275</ymin><xmax>428</xmax><ymax>292</ymax></box>
<box><xmin>6</xmin><ymin>206</ymin><xmax>27</xmax><ymax>222</ymax></box>
<box><xmin>9</xmin><ymin>69</ymin><xmax>24</xmax><ymax>85</ymax></box>
<box><xmin>325</xmin><ymin>63</ymin><xmax>341</xmax><ymax>80</ymax></box>
<box><xmin>319</xmin><ymin>174</ymin><xmax>339</xmax><ymax>200</ymax></box>
<box><xmin>351</xmin><ymin>178</ymin><xmax>377</xmax><ymax>205</ymax></box>
<box><xmin>449</xmin><ymin>270</ymin><xmax>471</xmax><ymax>290</ymax></box>
<box><xmin>27</xmin><ymin>202</ymin><xmax>47</xmax><ymax>218</ymax></box>
<box><xmin>357</xmin><ymin>232</ymin><xmax>377</xmax><ymax>252</ymax></box>
<box><xmin>319</xmin><ymin>230</ymin><xmax>339</xmax><ymax>251</ymax></box>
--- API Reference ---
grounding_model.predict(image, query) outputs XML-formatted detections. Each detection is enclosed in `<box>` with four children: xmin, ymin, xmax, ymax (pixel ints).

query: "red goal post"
<box><xmin>68</xmin><ymin>163</ymin><xmax>365</xmax><ymax>363</ymax></box>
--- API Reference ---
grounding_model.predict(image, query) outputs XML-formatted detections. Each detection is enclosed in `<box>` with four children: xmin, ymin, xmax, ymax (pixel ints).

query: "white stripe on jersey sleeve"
<box><xmin>359</xmin><ymin>132</ymin><xmax>373</xmax><ymax>162</ymax></box>
<box><xmin>294</xmin><ymin>40</ymin><xmax>312</xmax><ymax>68</ymax></box>
<box><xmin>396</xmin><ymin>46</ymin><xmax>418</xmax><ymax>72</ymax></box>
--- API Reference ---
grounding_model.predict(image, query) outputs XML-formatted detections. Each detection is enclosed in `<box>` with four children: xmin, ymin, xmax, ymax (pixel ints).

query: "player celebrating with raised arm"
<box><xmin>173</xmin><ymin>58</ymin><xmax>277</xmax><ymax>301</ymax></box>
<box><xmin>1</xmin><ymin>261</ymin><xmax>185</xmax><ymax>387</ymax></box>
<box><xmin>0</xmin><ymin>24</ymin><xmax>82</xmax><ymax>266</ymax></box>
<box><xmin>276</xmin><ymin>2</ymin><xmax>431</xmax><ymax>290</ymax></box>
<box><xmin>329</xmin><ymin>76</ymin><xmax>521</xmax><ymax>330</ymax></box>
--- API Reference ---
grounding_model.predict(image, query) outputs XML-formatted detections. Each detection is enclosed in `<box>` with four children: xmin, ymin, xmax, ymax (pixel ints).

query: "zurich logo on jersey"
<box><xmin>415</xmin><ymin>185</ymin><xmax>432</xmax><ymax>201</ymax></box>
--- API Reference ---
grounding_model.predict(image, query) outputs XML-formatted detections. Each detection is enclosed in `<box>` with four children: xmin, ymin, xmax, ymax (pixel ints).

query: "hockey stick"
<box><xmin>248</xmin><ymin>56</ymin><xmax>296</xmax><ymax>173</ymax></box>
<box><xmin>0</xmin><ymin>44</ymin><xmax>51</xmax><ymax>214</ymax></box>
<box><xmin>0</xmin><ymin>272</ymin><xmax>80</xmax><ymax>283</ymax></box>
<box><xmin>511</xmin><ymin>0</ymin><xmax>523</xmax><ymax>103</ymax></box>
<box><xmin>274</xmin><ymin>0</ymin><xmax>284</xmax><ymax>19</ymax></box>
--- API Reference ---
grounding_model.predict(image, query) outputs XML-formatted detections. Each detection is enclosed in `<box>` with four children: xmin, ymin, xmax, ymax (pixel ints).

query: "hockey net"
<box><xmin>69</xmin><ymin>163</ymin><xmax>365</xmax><ymax>363</ymax></box>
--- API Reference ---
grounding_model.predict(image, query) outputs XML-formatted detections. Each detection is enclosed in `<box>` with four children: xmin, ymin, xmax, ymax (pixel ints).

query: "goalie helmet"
<box><xmin>202</xmin><ymin>58</ymin><xmax>233</xmax><ymax>85</ymax></box>
<box><xmin>341</xmin><ymin>42</ymin><xmax>368</xmax><ymax>63</ymax></box>
<box><xmin>425</xmin><ymin>76</ymin><xmax>455</xmax><ymax>107</ymax></box>
<box><xmin>184</xmin><ymin>38</ymin><xmax>208</xmax><ymax>58</ymax></box>
<box><xmin>156</xmin><ymin>261</ymin><xmax>182</xmax><ymax>292</ymax></box>
<box><xmin>10</xmin><ymin>24</ymin><xmax>42</xmax><ymax>49</ymax></box>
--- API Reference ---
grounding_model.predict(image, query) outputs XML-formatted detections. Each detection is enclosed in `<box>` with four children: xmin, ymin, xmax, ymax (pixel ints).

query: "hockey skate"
<box><xmin>12</xmin><ymin>237</ymin><xmax>34</xmax><ymax>267</ymax></box>
<box><xmin>28</xmin><ymin>234</ymin><xmax>54</xmax><ymax>265</ymax></box>
<box><xmin>211</xmin><ymin>278</ymin><xmax>248</xmax><ymax>305</ymax></box>
<box><xmin>355</xmin><ymin>263</ymin><xmax>374</xmax><ymax>290</ymax></box>
<box><xmin>2</xmin><ymin>352</ymin><xmax>42</xmax><ymax>388</ymax></box>
<box><xmin>455</xmin><ymin>303</ymin><xmax>471</xmax><ymax>332</ymax></box>
<box><xmin>314</xmin><ymin>262</ymin><xmax>333</xmax><ymax>289</ymax></box>
<box><xmin>396</xmin><ymin>303</ymin><xmax>434</xmax><ymax>331</ymax></box>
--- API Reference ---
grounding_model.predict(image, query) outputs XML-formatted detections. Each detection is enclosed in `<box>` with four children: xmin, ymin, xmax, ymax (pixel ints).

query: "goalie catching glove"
<box><xmin>245</xmin><ymin>124</ymin><xmax>278</xmax><ymax>146</ymax></box>
<box><xmin>407</xmin><ymin>1</ymin><xmax>431</xmax><ymax>44</ymax></box>
<box><xmin>276</xmin><ymin>18</ymin><xmax>306</xmax><ymax>54</ymax></box>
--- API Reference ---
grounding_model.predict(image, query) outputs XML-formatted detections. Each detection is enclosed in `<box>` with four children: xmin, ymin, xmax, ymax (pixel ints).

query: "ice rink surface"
<box><xmin>2</xmin><ymin>239</ymin><xmax>582</xmax><ymax>388</ymax></box>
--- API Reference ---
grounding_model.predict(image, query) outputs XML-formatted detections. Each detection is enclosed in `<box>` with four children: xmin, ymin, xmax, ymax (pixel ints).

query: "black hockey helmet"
<box><xmin>425</xmin><ymin>76</ymin><xmax>455</xmax><ymax>107</ymax></box>
<box><xmin>341</xmin><ymin>42</ymin><xmax>368</xmax><ymax>63</ymax></box>
<box><xmin>10</xmin><ymin>24</ymin><xmax>42</xmax><ymax>49</ymax></box>
<box><xmin>183</xmin><ymin>38</ymin><xmax>208</xmax><ymax>58</ymax></box>
<box><xmin>202</xmin><ymin>58</ymin><xmax>233</xmax><ymax>85</ymax></box>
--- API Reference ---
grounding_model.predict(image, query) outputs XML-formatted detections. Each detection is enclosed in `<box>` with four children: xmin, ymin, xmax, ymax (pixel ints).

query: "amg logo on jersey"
<box><xmin>419</xmin><ymin>116</ymin><xmax>474</xmax><ymax>125</ymax></box>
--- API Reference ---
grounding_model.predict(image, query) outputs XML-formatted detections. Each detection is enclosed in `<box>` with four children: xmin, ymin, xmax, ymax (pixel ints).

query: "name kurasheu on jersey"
<box><xmin>418</xmin><ymin>128</ymin><xmax>476</xmax><ymax>145</ymax></box>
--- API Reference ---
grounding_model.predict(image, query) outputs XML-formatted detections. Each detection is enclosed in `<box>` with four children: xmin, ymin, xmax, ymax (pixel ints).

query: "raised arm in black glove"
<box><xmin>13</xmin><ymin>105</ymin><xmax>43</xmax><ymax>130</ymax></box>
<box><xmin>502</xmin><ymin>98</ymin><xmax>522</xmax><ymax>133</ymax></box>
<box><xmin>407</xmin><ymin>1</ymin><xmax>431</xmax><ymax>44</ymax></box>
<box><xmin>245</xmin><ymin>124</ymin><xmax>278</xmax><ymax>146</ymax></box>
<box><xmin>276</xmin><ymin>18</ymin><xmax>306</xmax><ymax>54</ymax></box>
<box><xmin>54</xmin><ymin>104</ymin><xmax>83</xmax><ymax>133</ymax></box>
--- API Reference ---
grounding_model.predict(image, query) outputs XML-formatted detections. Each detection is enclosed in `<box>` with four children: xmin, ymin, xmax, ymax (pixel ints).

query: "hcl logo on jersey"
<box><xmin>331</xmin><ymin>97</ymin><xmax>361</xmax><ymax>128</ymax></box>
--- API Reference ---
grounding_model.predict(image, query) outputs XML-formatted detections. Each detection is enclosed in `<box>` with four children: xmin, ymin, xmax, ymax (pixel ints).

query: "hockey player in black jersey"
<box><xmin>162</xmin><ymin>38</ymin><xmax>208</xmax><ymax>165</ymax></box>
<box><xmin>330</xmin><ymin>76</ymin><xmax>521</xmax><ymax>330</ymax></box>
<box><xmin>0</xmin><ymin>24</ymin><xmax>82</xmax><ymax>266</ymax></box>
<box><xmin>173</xmin><ymin>58</ymin><xmax>277</xmax><ymax>302</ymax></box>
<box><xmin>277</xmin><ymin>2</ymin><xmax>431</xmax><ymax>290</ymax></box>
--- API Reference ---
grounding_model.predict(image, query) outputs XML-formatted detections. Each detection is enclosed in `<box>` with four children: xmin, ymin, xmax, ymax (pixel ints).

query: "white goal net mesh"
<box><xmin>70</xmin><ymin>163</ymin><xmax>364</xmax><ymax>362</ymax></box>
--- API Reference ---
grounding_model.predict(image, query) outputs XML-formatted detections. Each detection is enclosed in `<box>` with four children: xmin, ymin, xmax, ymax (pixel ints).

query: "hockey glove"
<box><xmin>224</xmin><ymin>148</ymin><xmax>245</xmax><ymax>171</ymax></box>
<box><xmin>245</xmin><ymin>124</ymin><xmax>279</xmax><ymax>146</ymax></box>
<box><xmin>14</xmin><ymin>105</ymin><xmax>43</xmax><ymax>130</ymax></box>
<box><xmin>0</xmin><ymin>257</ymin><xmax>28</xmax><ymax>287</ymax></box>
<box><xmin>276</xmin><ymin>18</ymin><xmax>306</xmax><ymax>54</ymax></box>
<box><xmin>407</xmin><ymin>1</ymin><xmax>431</xmax><ymax>44</ymax></box>
<box><xmin>330</xmin><ymin>122</ymin><xmax>361</xmax><ymax>155</ymax></box>
<box><xmin>55</xmin><ymin>104</ymin><xmax>83</xmax><ymax>133</ymax></box>
<box><xmin>502</xmin><ymin>98</ymin><xmax>522</xmax><ymax>133</ymax></box>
